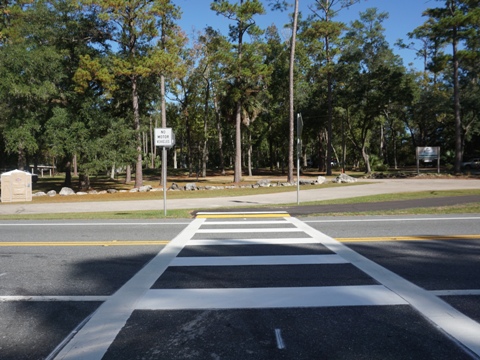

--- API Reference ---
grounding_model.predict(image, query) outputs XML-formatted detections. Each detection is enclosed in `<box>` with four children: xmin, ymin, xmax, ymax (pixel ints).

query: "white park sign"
<box><xmin>154</xmin><ymin>128</ymin><xmax>175</xmax><ymax>148</ymax></box>
<box><xmin>154</xmin><ymin>128</ymin><xmax>175</xmax><ymax>216</ymax></box>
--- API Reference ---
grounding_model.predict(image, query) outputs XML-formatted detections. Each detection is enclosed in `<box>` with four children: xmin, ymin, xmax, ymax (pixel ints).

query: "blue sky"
<box><xmin>173</xmin><ymin>0</ymin><xmax>439</xmax><ymax>70</ymax></box>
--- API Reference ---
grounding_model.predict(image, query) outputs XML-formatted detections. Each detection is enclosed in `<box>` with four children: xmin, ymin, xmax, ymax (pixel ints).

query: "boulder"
<box><xmin>107</xmin><ymin>189</ymin><xmax>118</xmax><ymax>194</ymax></box>
<box><xmin>59</xmin><ymin>187</ymin><xmax>75</xmax><ymax>196</ymax></box>
<box><xmin>257</xmin><ymin>179</ymin><xmax>270</xmax><ymax>187</ymax></box>
<box><xmin>299</xmin><ymin>179</ymin><xmax>315</xmax><ymax>185</ymax></box>
<box><xmin>185</xmin><ymin>183</ymin><xmax>197</xmax><ymax>191</ymax></box>
<box><xmin>139</xmin><ymin>185</ymin><xmax>152</xmax><ymax>192</ymax></box>
<box><xmin>169</xmin><ymin>183</ymin><xmax>181</xmax><ymax>191</ymax></box>
<box><xmin>334</xmin><ymin>173</ymin><xmax>357</xmax><ymax>183</ymax></box>
<box><xmin>317</xmin><ymin>176</ymin><xmax>327</xmax><ymax>184</ymax></box>
<box><xmin>33</xmin><ymin>192</ymin><xmax>46</xmax><ymax>197</ymax></box>
<box><xmin>47</xmin><ymin>190</ymin><xmax>57</xmax><ymax>197</ymax></box>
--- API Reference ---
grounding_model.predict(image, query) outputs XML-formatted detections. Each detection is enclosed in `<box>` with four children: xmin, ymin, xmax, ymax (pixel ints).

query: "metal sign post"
<box><xmin>162</xmin><ymin>147</ymin><xmax>167</xmax><ymax>216</ymax></box>
<box><xmin>155</xmin><ymin>128</ymin><xmax>175</xmax><ymax>216</ymax></box>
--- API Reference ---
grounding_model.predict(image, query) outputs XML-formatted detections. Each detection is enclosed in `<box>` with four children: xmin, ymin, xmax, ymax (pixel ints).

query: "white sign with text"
<box><xmin>154</xmin><ymin>128</ymin><xmax>175</xmax><ymax>148</ymax></box>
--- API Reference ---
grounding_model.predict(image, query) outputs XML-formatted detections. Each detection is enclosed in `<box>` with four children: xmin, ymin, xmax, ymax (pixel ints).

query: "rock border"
<box><xmin>32</xmin><ymin>175</ymin><xmax>340</xmax><ymax>197</ymax></box>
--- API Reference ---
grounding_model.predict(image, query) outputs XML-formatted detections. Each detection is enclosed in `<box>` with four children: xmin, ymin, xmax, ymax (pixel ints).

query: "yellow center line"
<box><xmin>2</xmin><ymin>235</ymin><xmax>479</xmax><ymax>247</ymax></box>
<box><xmin>0</xmin><ymin>240</ymin><xmax>170</xmax><ymax>247</ymax></box>
<box><xmin>337</xmin><ymin>235</ymin><xmax>480</xmax><ymax>242</ymax></box>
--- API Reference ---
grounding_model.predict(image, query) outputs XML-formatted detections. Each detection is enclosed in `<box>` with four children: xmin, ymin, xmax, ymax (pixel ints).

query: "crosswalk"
<box><xmin>54</xmin><ymin>211</ymin><xmax>480</xmax><ymax>360</ymax></box>
<box><xmin>138</xmin><ymin>211</ymin><xmax>407</xmax><ymax>310</ymax></box>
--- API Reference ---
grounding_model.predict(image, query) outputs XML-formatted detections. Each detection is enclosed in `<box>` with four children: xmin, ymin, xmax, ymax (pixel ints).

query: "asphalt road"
<box><xmin>1</xmin><ymin>214</ymin><xmax>479</xmax><ymax>360</ymax></box>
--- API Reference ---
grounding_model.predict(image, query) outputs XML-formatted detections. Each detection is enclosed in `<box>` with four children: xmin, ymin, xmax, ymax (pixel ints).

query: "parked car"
<box><xmin>462</xmin><ymin>158</ymin><xmax>480</xmax><ymax>170</ymax></box>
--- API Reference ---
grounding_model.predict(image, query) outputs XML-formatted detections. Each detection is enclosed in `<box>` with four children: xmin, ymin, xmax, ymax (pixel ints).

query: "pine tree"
<box><xmin>420</xmin><ymin>0</ymin><xmax>480</xmax><ymax>173</ymax></box>
<box><xmin>75</xmin><ymin>0</ymin><xmax>184</xmax><ymax>188</ymax></box>
<box><xmin>211</xmin><ymin>0</ymin><xmax>268</xmax><ymax>183</ymax></box>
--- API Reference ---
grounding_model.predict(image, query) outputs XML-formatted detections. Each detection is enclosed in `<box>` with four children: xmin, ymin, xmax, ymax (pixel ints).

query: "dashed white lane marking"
<box><xmin>0</xmin><ymin>222</ymin><xmax>191</xmax><ymax>226</ymax></box>
<box><xmin>0</xmin><ymin>296</ymin><xmax>108</xmax><ymax>302</ymax></box>
<box><xmin>288</xmin><ymin>217</ymin><xmax>480</xmax><ymax>358</ymax></box>
<box><xmin>137</xmin><ymin>285</ymin><xmax>408</xmax><ymax>310</ymax></box>
<box><xmin>53</xmin><ymin>217</ymin><xmax>206</xmax><ymax>360</ymax></box>
<box><xmin>430</xmin><ymin>289</ymin><xmax>480</xmax><ymax>296</ymax></box>
<box><xmin>275</xmin><ymin>329</ymin><xmax>286</xmax><ymax>350</ymax></box>
<box><xmin>170</xmin><ymin>254</ymin><xmax>347</xmax><ymax>266</ymax></box>
<box><xmin>304</xmin><ymin>216</ymin><xmax>480</xmax><ymax>223</ymax></box>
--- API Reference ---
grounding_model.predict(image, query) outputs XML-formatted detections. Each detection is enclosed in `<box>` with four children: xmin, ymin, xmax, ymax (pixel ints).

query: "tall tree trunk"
<box><xmin>324</xmin><ymin>0</ymin><xmax>333</xmax><ymax>176</ymax></box>
<box><xmin>79</xmin><ymin>174</ymin><xmax>90</xmax><ymax>191</ymax></box>
<box><xmin>202</xmin><ymin>78</ymin><xmax>210</xmax><ymax>178</ymax></box>
<box><xmin>318</xmin><ymin>131</ymin><xmax>325</xmax><ymax>172</ymax></box>
<box><xmin>110</xmin><ymin>163</ymin><xmax>115</xmax><ymax>180</ymax></box>
<box><xmin>288</xmin><ymin>0</ymin><xmax>299</xmax><ymax>183</ymax></box>
<box><xmin>452</xmin><ymin>26</ymin><xmax>462</xmax><ymax>173</ymax></box>
<box><xmin>394</xmin><ymin>135</ymin><xmax>398</xmax><ymax>170</ymax></box>
<box><xmin>125</xmin><ymin>164</ymin><xmax>132</xmax><ymax>183</ymax></box>
<box><xmin>150</xmin><ymin>117</ymin><xmax>154</xmax><ymax>169</ymax></box>
<box><xmin>234</xmin><ymin>100</ymin><xmax>242</xmax><ymax>183</ymax></box>
<box><xmin>362</xmin><ymin>146</ymin><xmax>371</xmax><ymax>174</ymax></box>
<box><xmin>73</xmin><ymin>154</ymin><xmax>78</xmax><ymax>177</ymax></box>
<box><xmin>379</xmin><ymin>124</ymin><xmax>384</xmax><ymax>161</ymax></box>
<box><xmin>132</xmin><ymin>75</ymin><xmax>143</xmax><ymax>188</ymax></box>
<box><xmin>64</xmin><ymin>162</ymin><xmax>72</xmax><ymax>187</ymax></box>
<box><xmin>248</xmin><ymin>130</ymin><xmax>253</xmax><ymax>176</ymax></box>
<box><xmin>233</xmin><ymin>0</ymin><xmax>244</xmax><ymax>184</ymax></box>
<box><xmin>186</xmin><ymin>112</ymin><xmax>193</xmax><ymax>177</ymax></box>
<box><xmin>214</xmin><ymin>95</ymin><xmax>225</xmax><ymax>175</ymax></box>
<box><xmin>17</xmin><ymin>145</ymin><xmax>26</xmax><ymax>171</ymax></box>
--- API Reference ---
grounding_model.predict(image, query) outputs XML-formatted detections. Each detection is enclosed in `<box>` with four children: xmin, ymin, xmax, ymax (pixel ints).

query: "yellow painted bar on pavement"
<box><xmin>196</xmin><ymin>211</ymin><xmax>290</xmax><ymax>219</ymax></box>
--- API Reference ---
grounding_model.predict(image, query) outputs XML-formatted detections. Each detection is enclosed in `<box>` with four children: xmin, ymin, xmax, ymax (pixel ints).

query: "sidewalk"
<box><xmin>0</xmin><ymin>178</ymin><xmax>479</xmax><ymax>216</ymax></box>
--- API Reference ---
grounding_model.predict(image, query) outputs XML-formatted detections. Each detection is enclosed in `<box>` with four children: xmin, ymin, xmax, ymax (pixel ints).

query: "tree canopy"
<box><xmin>1</xmin><ymin>0</ymin><xmax>478</xmax><ymax>184</ymax></box>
